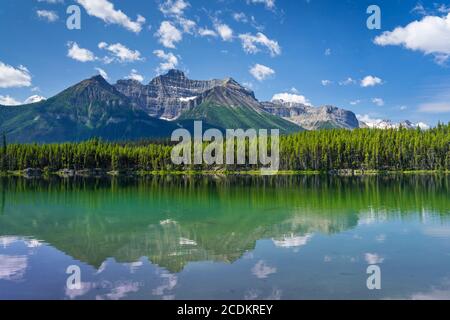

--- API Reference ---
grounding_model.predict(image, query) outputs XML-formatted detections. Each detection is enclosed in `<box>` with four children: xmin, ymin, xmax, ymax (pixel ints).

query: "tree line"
<box><xmin>1</xmin><ymin>124</ymin><xmax>449</xmax><ymax>173</ymax></box>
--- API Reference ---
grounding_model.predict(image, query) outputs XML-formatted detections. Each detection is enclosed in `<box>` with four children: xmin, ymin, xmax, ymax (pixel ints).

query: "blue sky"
<box><xmin>0</xmin><ymin>0</ymin><xmax>450</xmax><ymax>126</ymax></box>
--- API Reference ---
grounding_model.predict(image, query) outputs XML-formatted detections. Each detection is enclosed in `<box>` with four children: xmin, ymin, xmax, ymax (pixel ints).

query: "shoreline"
<box><xmin>2</xmin><ymin>169</ymin><xmax>449</xmax><ymax>178</ymax></box>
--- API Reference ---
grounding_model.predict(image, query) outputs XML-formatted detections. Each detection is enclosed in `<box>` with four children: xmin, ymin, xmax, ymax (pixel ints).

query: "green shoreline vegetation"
<box><xmin>1</xmin><ymin>124</ymin><xmax>449</xmax><ymax>177</ymax></box>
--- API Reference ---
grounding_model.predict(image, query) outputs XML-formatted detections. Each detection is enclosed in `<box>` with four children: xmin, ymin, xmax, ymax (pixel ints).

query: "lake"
<box><xmin>0</xmin><ymin>175</ymin><xmax>449</xmax><ymax>300</ymax></box>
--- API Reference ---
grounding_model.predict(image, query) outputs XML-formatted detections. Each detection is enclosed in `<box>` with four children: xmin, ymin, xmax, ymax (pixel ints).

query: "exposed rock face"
<box><xmin>0</xmin><ymin>75</ymin><xmax>178</xmax><ymax>143</ymax></box>
<box><xmin>115</xmin><ymin>69</ymin><xmax>233</xmax><ymax>120</ymax></box>
<box><xmin>178</xmin><ymin>79</ymin><xmax>302</xmax><ymax>134</ymax></box>
<box><xmin>193</xmin><ymin>78</ymin><xmax>260</xmax><ymax>111</ymax></box>
<box><xmin>262</xmin><ymin>100</ymin><xmax>360</xmax><ymax>130</ymax></box>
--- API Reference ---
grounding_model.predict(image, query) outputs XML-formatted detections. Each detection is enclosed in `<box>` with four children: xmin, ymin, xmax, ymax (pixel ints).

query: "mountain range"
<box><xmin>0</xmin><ymin>69</ymin><xmax>422</xmax><ymax>143</ymax></box>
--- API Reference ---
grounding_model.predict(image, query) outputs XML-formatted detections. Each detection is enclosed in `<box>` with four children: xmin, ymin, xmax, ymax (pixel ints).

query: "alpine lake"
<box><xmin>0</xmin><ymin>174</ymin><xmax>449</xmax><ymax>300</ymax></box>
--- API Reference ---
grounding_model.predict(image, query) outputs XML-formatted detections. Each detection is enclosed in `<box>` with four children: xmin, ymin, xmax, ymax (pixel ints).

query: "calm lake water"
<box><xmin>0</xmin><ymin>175</ymin><xmax>449</xmax><ymax>300</ymax></box>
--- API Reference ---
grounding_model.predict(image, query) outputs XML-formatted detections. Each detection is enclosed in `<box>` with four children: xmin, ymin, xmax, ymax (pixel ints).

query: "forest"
<box><xmin>1</xmin><ymin>124</ymin><xmax>449</xmax><ymax>174</ymax></box>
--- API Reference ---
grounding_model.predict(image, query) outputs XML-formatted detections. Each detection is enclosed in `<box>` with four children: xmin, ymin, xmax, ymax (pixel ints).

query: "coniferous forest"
<box><xmin>1</xmin><ymin>124</ymin><xmax>449</xmax><ymax>174</ymax></box>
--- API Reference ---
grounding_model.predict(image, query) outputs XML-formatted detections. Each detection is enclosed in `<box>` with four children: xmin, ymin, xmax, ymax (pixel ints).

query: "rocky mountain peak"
<box><xmin>262</xmin><ymin>100</ymin><xmax>360</xmax><ymax>130</ymax></box>
<box><xmin>165</xmin><ymin>69</ymin><xmax>186</xmax><ymax>79</ymax></box>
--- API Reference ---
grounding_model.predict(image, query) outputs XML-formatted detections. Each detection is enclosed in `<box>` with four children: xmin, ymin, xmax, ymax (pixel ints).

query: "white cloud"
<box><xmin>155</xmin><ymin>21</ymin><xmax>183</xmax><ymax>48</ymax></box>
<box><xmin>98</xmin><ymin>42</ymin><xmax>142</xmax><ymax>63</ymax></box>
<box><xmin>36</xmin><ymin>10</ymin><xmax>59</xmax><ymax>22</ymax></box>
<box><xmin>418</xmin><ymin>102</ymin><xmax>450</xmax><ymax>113</ymax></box>
<box><xmin>350</xmin><ymin>100</ymin><xmax>361</xmax><ymax>105</ymax></box>
<box><xmin>76</xmin><ymin>0</ymin><xmax>145</xmax><ymax>33</ymax></box>
<box><xmin>357</xmin><ymin>114</ymin><xmax>384</xmax><ymax>127</ymax></box>
<box><xmin>154</xmin><ymin>50</ymin><xmax>179</xmax><ymax>74</ymax></box>
<box><xmin>249</xmin><ymin>64</ymin><xmax>275</xmax><ymax>81</ymax></box>
<box><xmin>0</xmin><ymin>62</ymin><xmax>32</xmax><ymax>88</ymax></box>
<box><xmin>374</xmin><ymin>13</ymin><xmax>450</xmax><ymax>65</ymax></box>
<box><xmin>271</xmin><ymin>93</ymin><xmax>311</xmax><ymax>105</ymax></box>
<box><xmin>248</xmin><ymin>0</ymin><xmax>276</xmax><ymax>10</ymax></box>
<box><xmin>198</xmin><ymin>27</ymin><xmax>217</xmax><ymax>37</ymax></box>
<box><xmin>215</xmin><ymin>23</ymin><xmax>233</xmax><ymax>41</ymax></box>
<box><xmin>126</xmin><ymin>69</ymin><xmax>144</xmax><ymax>82</ymax></box>
<box><xmin>0</xmin><ymin>95</ymin><xmax>21</xmax><ymax>106</ymax></box>
<box><xmin>365</xmin><ymin>253</ymin><xmax>384</xmax><ymax>264</ymax></box>
<box><xmin>177</xmin><ymin>17</ymin><xmax>196</xmax><ymax>34</ymax></box>
<box><xmin>37</xmin><ymin>0</ymin><xmax>63</xmax><ymax>3</ymax></box>
<box><xmin>24</xmin><ymin>95</ymin><xmax>46</xmax><ymax>104</ymax></box>
<box><xmin>159</xmin><ymin>0</ymin><xmax>190</xmax><ymax>16</ymax></box>
<box><xmin>239</xmin><ymin>32</ymin><xmax>281</xmax><ymax>56</ymax></box>
<box><xmin>372</xmin><ymin>98</ymin><xmax>385</xmax><ymax>106</ymax></box>
<box><xmin>67</xmin><ymin>42</ymin><xmax>96</xmax><ymax>62</ymax></box>
<box><xmin>321</xmin><ymin>80</ymin><xmax>332</xmax><ymax>86</ymax></box>
<box><xmin>339</xmin><ymin>77</ymin><xmax>356</xmax><ymax>86</ymax></box>
<box><xmin>361</xmin><ymin>75</ymin><xmax>383</xmax><ymax>87</ymax></box>
<box><xmin>95</xmin><ymin>67</ymin><xmax>108</xmax><ymax>80</ymax></box>
<box><xmin>324</xmin><ymin>48</ymin><xmax>331</xmax><ymax>56</ymax></box>
<box><xmin>233</xmin><ymin>12</ymin><xmax>248</xmax><ymax>23</ymax></box>
<box><xmin>0</xmin><ymin>94</ymin><xmax>46</xmax><ymax>106</ymax></box>
<box><xmin>411</xmin><ymin>3</ymin><xmax>427</xmax><ymax>15</ymax></box>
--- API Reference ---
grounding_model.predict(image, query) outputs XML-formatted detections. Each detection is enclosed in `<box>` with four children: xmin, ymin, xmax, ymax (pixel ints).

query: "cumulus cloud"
<box><xmin>0</xmin><ymin>62</ymin><xmax>32</xmax><ymax>88</ymax></box>
<box><xmin>249</xmin><ymin>64</ymin><xmax>275</xmax><ymax>81</ymax></box>
<box><xmin>198</xmin><ymin>27</ymin><xmax>217</xmax><ymax>37</ymax></box>
<box><xmin>98</xmin><ymin>42</ymin><xmax>142</xmax><ymax>63</ymax></box>
<box><xmin>215</xmin><ymin>23</ymin><xmax>233</xmax><ymax>41</ymax></box>
<box><xmin>271</xmin><ymin>93</ymin><xmax>311</xmax><ymax>105</ymax></box>
<box><xmin>177</xmin><ymin>17</ymin><xmax>196</xmax><ymax>34</ymax></box>
<box><xmin>361</xmin><ymin>75</ymin><xmax>383</xmax><ymax>87</ymax></box>
<box><xmin>126</xmin><ymin>69</ymin><xmax>144</xmax><ymax>82</ymax></box>
<box><xmin>159</xmin><ymin>0</ymin><xmax>190</xmax><ymax>16</ymax></box>
<box><xmin>67</xmin><ymin>42</ymin><xmax>96</xmax><ymax>62</ymax></box>
<box><xmin>76</xmin><ymin>0</ymin><xmax>145</xmax><ymax>33</ymax></box>
<box><xmin>0</xmin><ymin>94</ymin><xmax>46</xmax><ymax>106</ymax></box>
<box><xmin>36</xmin><ymin>10</ymin><xmax>59</xmax><ymax>22</ymax></box>
<box><xmin>95</xmin><ymin>67</ymin><xmax>108</xmax><ymax>80</ymax></box>
<box><xmin>0</xmin><ymin>95</ymin><xmax>21</xmax><ymax>106</ymax></box>
<box><xmin>372</xmin><ymin>98</ymin><xmax>385</xmax><ymax>106</ymax></box>
<box><xmin>154</xmin><ymin>50</ymin><xmax>179</xmax><ymax>74</ymax></box>
<box><xmin>339</xmin><ymin>77</ymin><xmax>356</xmax><ymax>86</ymax></box>
<box><xmin>233</xmin><ymin>12</ymin><xmax>248</xmax><ymax>23</ymax></box>
<box><xmin>239</xmin><ymin>32</ymin><xmax>281</xmax><ymax>56</ymax></box>
<box><xmin>374</xmin><ymin>13</ymin><xmax>450</xmax><ymax>65</ymax></box>
<box><xmin>247</xmin><ymin>0</ymin><xmax>276</xmax><ymax>10</ymax></box>
<box><xmin>321</xmin><ymin>80</ymin><xmax>332</xmax><ymax>86</ymax></box>
<box><xmin>155</xmin><ymin>21</ymin><xmax>183</xmax><ymax>48</ymax></box>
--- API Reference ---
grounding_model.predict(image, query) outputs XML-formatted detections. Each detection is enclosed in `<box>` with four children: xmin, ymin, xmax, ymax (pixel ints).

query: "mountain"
<box><xmin>358</xmin><ymin>118</ymin><xmax>430</xmax><ymax>130</ymax></box>
<box><xmin>0</xmin><ymin>75</ymin><xmax>177</xmax><ymax>143</ymax></box>
<box><xmin>262</xmin><ymin>99</ymin><xmax>360</xmax><ymax>130</ymax></box>
<box><xmin>177</xmin><ymin>78</ymin><xmax>302</xmax><ymax>134</ymax></box>
<box><xmin>114</xmin><ymin>69</ymin><xmax>225</xmax><ymax>120</ymax></box>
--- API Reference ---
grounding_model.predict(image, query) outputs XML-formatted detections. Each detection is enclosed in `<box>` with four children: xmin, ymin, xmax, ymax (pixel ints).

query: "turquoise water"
<box><xmin>0</xmin><ymin>175</ymin><xmax>449</xmax><ymax>300</ymax></box>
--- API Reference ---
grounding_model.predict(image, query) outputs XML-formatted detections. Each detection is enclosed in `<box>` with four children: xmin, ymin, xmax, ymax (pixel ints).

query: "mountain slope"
<box><xmin>262</xmin><ymin>100</ymin><xmax>360</xmax><ymax>130</ymax></box>
<box><xmin>115</xmin><ymin>69</ymin><xmax>225</xmax><ymax>119</ymax></box>
<box><xmin>178</xmin><ymin>80</ymin><xmax>303</xmax><ymax>134</ymax></box>
<box><xmin>0</xmin><ymin>76</ymin><xmax>177</xmax><ymax>143</ymax></box>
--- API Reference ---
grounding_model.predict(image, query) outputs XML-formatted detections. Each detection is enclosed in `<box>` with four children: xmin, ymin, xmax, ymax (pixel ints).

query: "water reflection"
<box><xmin>0</xmin><ymin>175</ymin><xmax>449</xmax><ymax>299</ymax></box>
